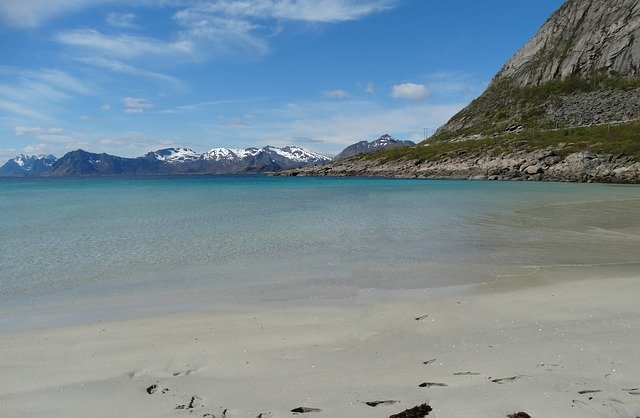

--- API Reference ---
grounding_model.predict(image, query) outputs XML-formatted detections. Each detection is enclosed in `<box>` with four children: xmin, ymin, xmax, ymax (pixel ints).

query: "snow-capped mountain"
<box><xmin>0</xmin><ymin>145</ymin><xmax>331</xmax><ymax>177</ymax></box>
<box><xmin>146</xmin><ymin>145</ymin><xmax>331</xmax><ymax>173</ymax></box>
<box><xmin>147</xmin><ymin>148</ymin><xmax>201</xmax><ymax>163</ymax></box>
<box><xmin>334</xmin><ymin>134</ymin><xmax>415</xmax><ymax>160</ymax></box>
<box><xmin>0</xmin><ymin>154</ymin><xmax>57</xmax><ymax>177</ymax></box>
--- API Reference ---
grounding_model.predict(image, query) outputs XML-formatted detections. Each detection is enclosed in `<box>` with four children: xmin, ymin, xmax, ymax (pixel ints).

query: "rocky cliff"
<box><xmin>438</xmin><ymin>0</ymin><xmax>640</xmax><ymax>138</ymax></box>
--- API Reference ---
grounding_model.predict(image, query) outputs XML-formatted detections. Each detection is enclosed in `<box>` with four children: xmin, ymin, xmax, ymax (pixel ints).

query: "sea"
<box><xmin>1</xmin><ymin>175</ymin><xmax>640</xmax><ymax>332</ymax></box>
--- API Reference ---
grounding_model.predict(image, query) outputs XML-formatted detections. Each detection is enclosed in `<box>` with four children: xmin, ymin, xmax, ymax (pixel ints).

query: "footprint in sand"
<box><xmin>419</xmin><ymin>382</ymin><xmax>449</xmax><ymax>388</ymax></box>
<box><xmin>128</xmin><ymin>370</ymin><xmax>146</xmax><ymax>379</ymax></box>
<box><xmin>172</xmin><ymin>368</ymin><xmax>199</xmax><ymax>377</ymax></box>
<box><xmin>490</xmin><ymin>375</ymin><xmax>525</xmax><ymax>384</ymax></box>
<box><xmin>291</xmin><ymin>407</ymin><xmax>322</xmax><ymax>413</ymax></box>
<box><xmin>537</xmin><ymin>363</ymin><xmax>563</xmax><ymax>372</ymax></box>
<box><xmin>578</xmin><ymin>390</ymin><xmax>602</xmax><ymax>395</ymax></box>
<box><xmin>364</xmin><ymin>400</ymin><xmax>401</xmax><ymax>407</ymax></box>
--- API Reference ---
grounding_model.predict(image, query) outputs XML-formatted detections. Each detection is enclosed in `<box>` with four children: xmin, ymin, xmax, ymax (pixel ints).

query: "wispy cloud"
<box><xmin>76</xmin><ymin>57</ymin><xmax>181</xmax><ymax>86</ymax></box>
<box><xmin>323</xmin><ymin>89</ymin><xmax>352</xmax><ymax>99</ymax></box>
<box><xmin>124</xmin><ymin>97</ymin><xmax>153</xmax><ymax>113</ymax></box>
<box><xmin>225</xmin><ymin>114</ymin><xmax>254</xmax><ymax>127</ymax></box>
<box><xmin>45</xmin><ymin>1</ymin><xmax>396</xmax><ymax>62</ymax></box>
<box><xmin>0</xmin><ymin>68</ymin><xmax>93</xmax><ymax>120</ymax></box>
<box><xmin>11</xmin><ymin>125</ymin><xmax>90</xmax><ymax>157</ymax></box>
<box><xmin>364</xmin><ymin>82</ymin><xmax>375</xmax><ymax>94</ymax></box>
<box><xmin>292</xmin><ymin>136</ymin><xmax>325</xmax><ymax>144</ymax></box>
<box><xmin>0</xmin><ymin>0</ymin><xmax>116</xmax><ymax>28</ymax></box>
<box><xmin>106</xmin><ymin>12</ymin><xmax>136</xmax><ymax>28</ymax></box>
<box><xmin>14</xmin><ymin>125</ymin><xmax>78</xmax><ymax>143</ymax></box>
<box><xmin>0</xmin><ymin>99</ymin><xmax>48</xmax><ymax>119</ymax></box>
<box><xmin>185</xmin><ymin>0</ymin><xmax>397</xmax><ymax>23</ymax></box>
<box><xmin>391</xmin><ymin>83</ymin><xmax>429</xmax><ymax>101</ymax></box>
<box><xmin>57</xmin><ymin>29</ymin><xmax>194</xmax><ymax>60</ymax></box>
<box><xmin>159</xmin><ymin>97</ymin><xmax>267</xmax><ymax>114</ymax></box>
<box><xmin>211</xmin><ymin>99</ymin><xmax>464</xmax><ymax>152</ymax></box>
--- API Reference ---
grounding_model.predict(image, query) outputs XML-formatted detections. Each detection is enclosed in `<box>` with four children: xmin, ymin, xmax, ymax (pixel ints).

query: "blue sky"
<box><xmin>0</xmin><ymin>0</ymin><xmax>564</xmax><ymax>160</ymax></box>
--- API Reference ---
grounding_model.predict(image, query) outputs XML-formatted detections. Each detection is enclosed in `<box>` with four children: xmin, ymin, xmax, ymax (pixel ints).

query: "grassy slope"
<box><xmin>359</xmin><ymin>75</ymin><xmax>640</xmax><ymax>164</ymax></box>
<box><xmin>361</xmin><ymin>120</ymin><xmax>640</xmax><ymax>164</ymax></box>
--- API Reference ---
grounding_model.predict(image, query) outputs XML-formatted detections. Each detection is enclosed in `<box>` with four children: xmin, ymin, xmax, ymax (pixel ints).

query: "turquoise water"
<box><xmin>1</xmin><ymin>176</ymin><xmax>640</xmax><ymax>330</ymax></box>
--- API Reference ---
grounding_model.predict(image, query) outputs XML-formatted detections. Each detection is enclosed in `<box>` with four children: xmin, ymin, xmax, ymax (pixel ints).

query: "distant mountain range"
<box><xmin>0</xmin><ymin>154</ymin><xmax>57</xmax><ymax>177</ymax></box>
<box><xmin>1</xmin><ymin>135</ymin><xmax>419</xmax><ymax>177</ymax></box>
<box><xmin>0</xmin><ymin>146</ymin><xmax>331</xmax><ymax>177</ymax></box>
<box><xmin>334</xmin><ymin>134</ymin><xmax>415</xmax><ymax>160</ymax></box>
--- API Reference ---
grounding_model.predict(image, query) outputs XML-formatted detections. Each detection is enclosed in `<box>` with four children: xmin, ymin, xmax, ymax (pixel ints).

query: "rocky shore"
<box><xmin>274</xmin><ymin>149</ymin><xmax>640</xmax><ymax>184</ymax></box>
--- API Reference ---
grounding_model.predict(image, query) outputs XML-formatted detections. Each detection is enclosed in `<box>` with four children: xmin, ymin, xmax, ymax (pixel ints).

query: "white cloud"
<box><xmin>391</xmin><ymin>83</ymin><xmax>429</xmax><ymax>101</ymax></box>
<box><xmin>185</xmin><ymin>0</ymin><xmax>397</xmax><ymax>23</ymax></box>
<box><xmin>292</xmin><ymin>136</ymin><xmax>325</xmax><ymax>144</ymax></box>
<box><xmin>0</xmin><ymin>99</ymin><xmax>48</xmax><ymax>119</ymax></box>
<box><xmin>159</xmin><ymin>97</ymin><xmax>266</xmax><ymax>114</ymax></box>
<box><xmin>172</xmin><ymin>12</ymin><xmax>270</xmax><ymax>59</ymax></box>
<box><xmin>57</xmin><ymin>29</ymin><xmax>194</xmax><ymax>60</ymax></box>
<box><xmin>23</xmin><ymin>69</ymin><xmax>93</xmax><ymax>95</ymax></box>
<box><xmin>76</xmin><ymin>57</ymin><xmax>181</xmax><ymax>86</ymax></box>
<box><xmin>101</xmin><ymin>104</ymin><xmax>111</xmax><ymax>111</ymax></box>
<box><xmin>14</xmin><ymin>125</ymin><xmax>81</xmax><ymax>143</ymax></box>
<box><xmin>0</xmin><ymin>0</ymin><xmax>117</xmax><ymax>28</ymax></box>
<box><xmin>0</xmin><ymin>69</ymin><xmax>93</xmax><ymax>120</ymax></box>
<box><xmin>106</xmin><ymin>12</ymin><xmax>136</xmax><ymax>28</ymax></box>
<box><xmin>225</xmin><ymin>114</ymin><xmax>254</xmax><ymax>127</ymax></box>
<box><xmin>211</xmin><ymin>99</ymin><xmax>464</xmax><ymax>153</ymax></box>
<box><xmin>124</xmin><ymin>97</ymin><xmax>152</xmax><ymax>113</ymax></box>
<box><xmin>323</xmin><ymin>89</ymin><xmax>351</xmax><ymax>99</ymax></box>
<box><xmin>364</xmin><ymin>82</ymin><xmax>375</xmax><ymax>94</ymax></box>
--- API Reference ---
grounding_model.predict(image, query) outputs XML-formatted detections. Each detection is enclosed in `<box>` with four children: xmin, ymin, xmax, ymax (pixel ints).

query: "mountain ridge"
<box><xmin>334</xmin><ymin>134</ymin><xmax>415</xmax><ymax>161</ymax></box>
<box><xmin>0</xmin><ymin>145</ymin><xmax>331</xmax><ymax>177</ymax></box>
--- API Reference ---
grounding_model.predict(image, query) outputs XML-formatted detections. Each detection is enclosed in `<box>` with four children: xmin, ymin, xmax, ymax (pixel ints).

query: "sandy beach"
<box><xmin>1</xmin><ymin>269</ymin><xmax>639</xmax><ymax>418</ymax></box>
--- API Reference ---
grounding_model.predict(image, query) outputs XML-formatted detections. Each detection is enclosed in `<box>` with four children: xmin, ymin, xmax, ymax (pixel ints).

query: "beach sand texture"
<box><xmin>1</xmin><ymin>274</ymin><xmax>639</xmax><ymax>417</ymax></box>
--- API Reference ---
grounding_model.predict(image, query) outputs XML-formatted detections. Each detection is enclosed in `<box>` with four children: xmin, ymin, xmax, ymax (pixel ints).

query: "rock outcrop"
<box><xmin>276</xmin><ymin>148</ymin><xmax>640</xmax><ymax>184</ymax></box>
<box><xmin>497</xmin><ymin>0</ymin><xmax>640</xmax><ymax>88</ymax></box>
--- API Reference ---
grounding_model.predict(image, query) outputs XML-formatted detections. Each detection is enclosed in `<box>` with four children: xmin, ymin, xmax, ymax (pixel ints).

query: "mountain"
<box><xmin>1</xmin><ymin>146</ymin><xmax>331</xmax><ymax>177</ymax></box>
<box><xmin>438</xmin><ymin>0</ymin><xmax>640</xmax><ymax>138</ymax></box>
<box><xmin>334</xmin><ymin>134</ymin><xmax>415</xmax><ymax>160</ymax></box>
<box><xmin>0</xmin><ymin>154</ymin><xmax>57</xmax><ymax>177</ymax></box>
<box><xmin>277</xmin><ymin>0</ymin><xmax>640</xmax><ymax>183</ymax></box>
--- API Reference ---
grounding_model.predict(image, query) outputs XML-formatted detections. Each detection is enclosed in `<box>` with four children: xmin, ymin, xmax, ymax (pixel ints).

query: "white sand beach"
<box><xmin>1</xmin><ymin>271</ymin><xmax>639</xmax><ymax>418</ymax></box>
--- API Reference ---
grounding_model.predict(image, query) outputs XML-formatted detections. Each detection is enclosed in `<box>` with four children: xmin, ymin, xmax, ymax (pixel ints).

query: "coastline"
<box><xmin>274</xmin><ymin>149</ymin><xmax>640</xmax><ymax>184</ymax></box>
<box><xmin>2</xmin><ymin>272</ymin><xmax>639</xmax><ymax>417</ymax></box>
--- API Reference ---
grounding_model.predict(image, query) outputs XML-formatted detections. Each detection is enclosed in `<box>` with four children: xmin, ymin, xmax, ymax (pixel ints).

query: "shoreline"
<box><xmin>2</xmin><ymin>272</ymin><xmax>639</xmax><ymax>417</ymax></box>
<box><xmin>274</xmin><ymin>149</ymin><xmax>640</xmax><ymax>184</ymax></box>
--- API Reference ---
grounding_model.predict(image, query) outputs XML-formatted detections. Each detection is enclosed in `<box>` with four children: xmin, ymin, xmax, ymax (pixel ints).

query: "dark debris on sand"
<box><xmin>507</xmin><ymin>413</ymin><xmax>531</xmax><ymax>418</ymax></box>
<box><xmin>389</xmin><ymin>403</ymin><xmax>432</xmax><ymax>417</ymax></box>
<box><xmin>291</xmin><ymin>407</ymin><xmax>322</xmax><ymax>413</ymax></box>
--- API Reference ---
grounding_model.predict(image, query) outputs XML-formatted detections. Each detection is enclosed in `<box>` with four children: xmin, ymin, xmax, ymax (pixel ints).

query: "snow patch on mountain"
<box><xmin>149</xmin><ymin>148</ymin><xmax>201</xmax><ymax>163</ymax></box>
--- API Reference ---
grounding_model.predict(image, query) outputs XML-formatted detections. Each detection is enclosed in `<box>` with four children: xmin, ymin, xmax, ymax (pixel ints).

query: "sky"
<box><xmin>0</xmin><ymin>0</ymin><xmax>565</xmax><ymax>160</ymax></box>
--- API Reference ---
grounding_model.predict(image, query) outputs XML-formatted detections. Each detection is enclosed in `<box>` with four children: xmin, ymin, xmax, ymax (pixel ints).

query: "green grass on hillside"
<box><xmin>360</xmin><ymin>120</ymin><xmax>640</xmax><ymax>164</ymax></box>
<box><xmin>436</xmin><ymin>73</ymin><xmax>640</xmax><ymax>141</ymax></box>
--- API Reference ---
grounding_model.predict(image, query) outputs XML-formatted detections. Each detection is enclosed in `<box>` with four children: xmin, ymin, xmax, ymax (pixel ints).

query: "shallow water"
<box><xmin>1</xmin><ymin>176</ymin><xmax>639</xmax><ymax>331</ymax></box>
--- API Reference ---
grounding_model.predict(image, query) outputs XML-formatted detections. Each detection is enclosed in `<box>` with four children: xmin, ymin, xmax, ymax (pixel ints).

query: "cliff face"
<box><xmin>498</xmin><ymin>0</ymin><xmax>640</xmax><ymax>88</ymax></box>
<box><xmin>438</xmin><ymin>0</ymin><xmax>640</xmax><ymax>137</ymax></box>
